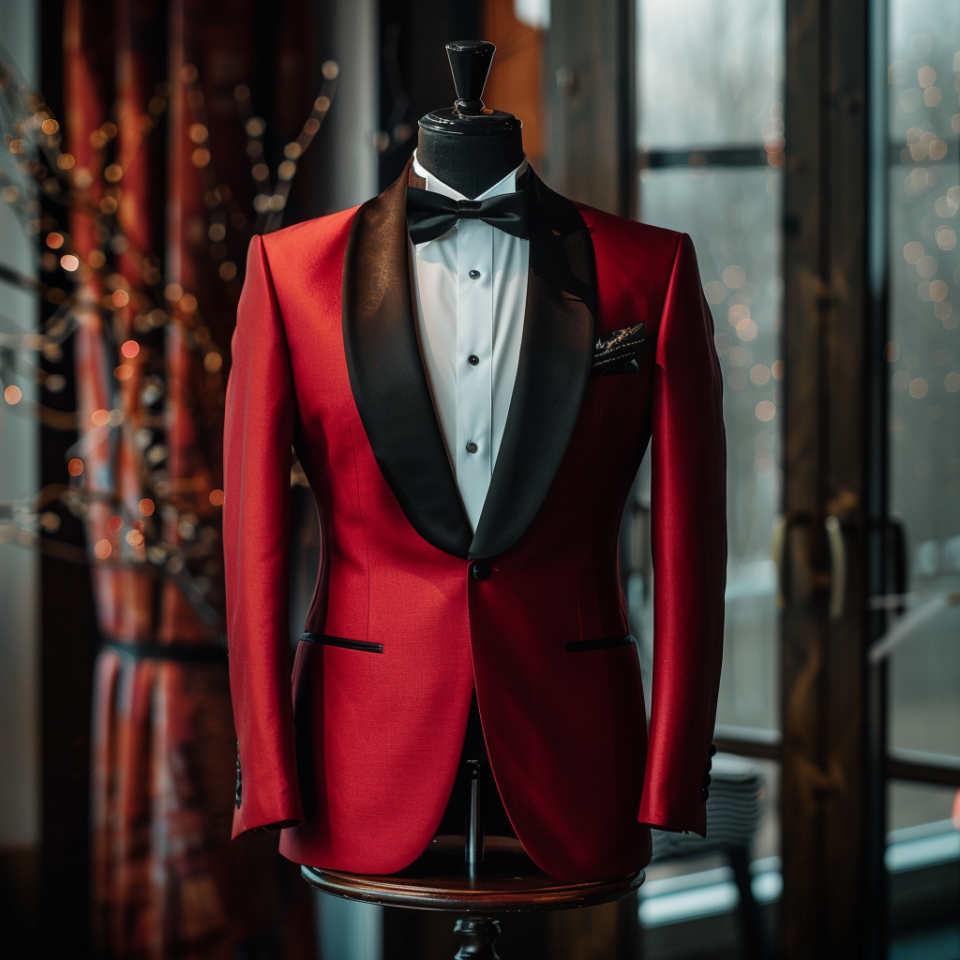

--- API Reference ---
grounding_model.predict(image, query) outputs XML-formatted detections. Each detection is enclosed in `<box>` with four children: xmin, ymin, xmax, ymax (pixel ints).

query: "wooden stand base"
<box><xmin>453</xmin><ymin>916</ymin><xmax>501</xmax><ymax>959</ymax></box>
<box><xmin>301</xmin><ymin>837</ymin><xmax>644</xmax><ymax>959</ymax></box>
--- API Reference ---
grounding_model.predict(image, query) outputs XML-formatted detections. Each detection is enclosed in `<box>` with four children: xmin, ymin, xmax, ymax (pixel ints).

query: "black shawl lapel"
<box><xmin>342</xmin><ymin>165</ymin><xmax>596</xmax><ymax>562</ymax></box>
<box><xmin>342</xmin><ymin>165</ymin><xmax>475</xmax><ymax>558</ymax></box>
<box><xmin>469</xmin><ymin>170</ymin><xmax>597</xmax><ymax>560</ymax></box>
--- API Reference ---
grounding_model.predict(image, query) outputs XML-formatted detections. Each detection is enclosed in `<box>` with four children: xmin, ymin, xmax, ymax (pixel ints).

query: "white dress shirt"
<box><xmin>410</xmin><ymin>151</ymin><xmax>530</xmax><ymax>532</ymax></box>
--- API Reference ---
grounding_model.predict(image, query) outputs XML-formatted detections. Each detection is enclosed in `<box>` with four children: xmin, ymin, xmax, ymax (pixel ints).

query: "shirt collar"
<box><xmin>411</xmin><ymin>150</ymin><xmax>529</xmax><ymax>202</ymax></box>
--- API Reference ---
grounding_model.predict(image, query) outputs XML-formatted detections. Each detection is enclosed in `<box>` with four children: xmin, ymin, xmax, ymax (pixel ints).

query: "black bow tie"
<box><xmin>406</xmin><ymin>186</ymin><xmax>529</xmax><ymax>243</ymax></box>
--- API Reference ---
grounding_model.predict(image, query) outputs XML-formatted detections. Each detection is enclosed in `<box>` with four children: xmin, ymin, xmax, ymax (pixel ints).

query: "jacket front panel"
<box><xmin>223</xmin><ymin>172</ymin><xmax>725</xmax><ymax>882</ymax></box>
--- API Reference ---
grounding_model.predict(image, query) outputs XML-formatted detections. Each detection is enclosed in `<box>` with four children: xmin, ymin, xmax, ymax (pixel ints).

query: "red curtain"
<box><xmin>64</xmin><ymin>1</ymin><xmax>315</xmax><ymax>956</ymax></box>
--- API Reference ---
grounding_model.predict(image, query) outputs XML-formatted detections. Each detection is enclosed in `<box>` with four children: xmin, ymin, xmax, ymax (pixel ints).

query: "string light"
<box><xmin>0</xmin><ymin>52</ymin><xmax>337</xmax><ymax>614</ymax></box>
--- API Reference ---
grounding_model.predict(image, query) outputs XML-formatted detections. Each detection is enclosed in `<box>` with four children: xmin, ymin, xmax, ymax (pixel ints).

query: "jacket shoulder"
<box><xmin>576</xmin><ymin>202</ymin><xmax>681</xmax><ymax>247</ymax></box>
<box><xmin>258</xmin><ymin>205</ymin><xmax>359</xmax><ymax>282</ymax></box>
<box><xmin>574</xmin><ymin>202</ymin><xmax>686</xmax><ymax>333</ymax></box>
<box><xmin>575</xmin><ymin>202</ymin><xmax>683</xmax><ymax>278</ymax></box>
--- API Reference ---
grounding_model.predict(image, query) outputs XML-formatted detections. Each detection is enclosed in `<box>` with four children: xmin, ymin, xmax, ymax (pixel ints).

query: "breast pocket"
<box><xmin>591</xmin><ymin>323</ymin><xmax>654</xmax><ymax>377</ymax></box>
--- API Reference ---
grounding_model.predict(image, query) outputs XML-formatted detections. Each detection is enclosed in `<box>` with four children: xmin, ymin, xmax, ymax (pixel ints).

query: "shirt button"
<box><xmin>471</xmin><ymin>560</ymin><xmax>492</xmax><ymax>581</ymax></box>
<box><xmin>468</xmin><ymin>269</ymin><xmax>481</xmax><ymax>279</ymax></box>
<box><xmin>465</xmin><ymin>441</ymin><xmax>478</xmax><ymax>454</ymax></box>
<box><xmin>468</xmin><ymin>355</ymin><xmax>479</xmax><ymax>366</ymax></box>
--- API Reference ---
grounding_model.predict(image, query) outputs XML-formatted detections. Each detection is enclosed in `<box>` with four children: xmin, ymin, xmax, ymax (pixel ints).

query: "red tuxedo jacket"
<box><xmin>223</xmin><ymin>166</ymin><xmax>726</xmax><ymax>883</ymax></box>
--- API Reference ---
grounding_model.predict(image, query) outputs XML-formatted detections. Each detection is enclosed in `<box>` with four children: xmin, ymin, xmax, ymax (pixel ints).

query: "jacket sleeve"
<box><xmin>223</xmin><ymin>235</ymin><xmax>304</xmax><ymax>837</ymax></box>
<box><xmin>638</xmin><ymin>232</ymin><xmax>726</xmax><ymax>836</ymax></box>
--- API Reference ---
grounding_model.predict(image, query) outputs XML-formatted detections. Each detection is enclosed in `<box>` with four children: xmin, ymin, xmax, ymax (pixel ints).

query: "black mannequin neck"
<box><xmin>416</xmin><ymin>126</ymin><xmax>525</xmax><ymax>199</ymax></box>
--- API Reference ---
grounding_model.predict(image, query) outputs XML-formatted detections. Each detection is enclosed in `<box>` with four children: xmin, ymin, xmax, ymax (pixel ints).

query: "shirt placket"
<box><xmin>455</xmin><ymin>218</ymin><xmax>494</xmax><ymax>530</ymax></box>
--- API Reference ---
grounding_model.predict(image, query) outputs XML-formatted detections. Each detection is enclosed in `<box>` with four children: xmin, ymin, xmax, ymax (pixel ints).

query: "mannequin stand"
<box><xmin>302</xmin><ymin>836</ymin><xmax>643</xmax><ymax>959</ymax></box>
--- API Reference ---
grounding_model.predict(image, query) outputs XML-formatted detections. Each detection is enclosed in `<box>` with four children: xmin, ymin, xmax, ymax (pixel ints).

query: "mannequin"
<box><xmin>413</xmin><ymin>41</ymin><xmax>526</xmax><ymax>876</ymax></box>
<box><xmin>415</xmin><ymin>41</ymin><xmax>524</xmax><ymax>199</ymax></box>
<box><xmin>224</xmin><ymin>34</ymin><xmax>725</xmax><ymax>888</ymax></box>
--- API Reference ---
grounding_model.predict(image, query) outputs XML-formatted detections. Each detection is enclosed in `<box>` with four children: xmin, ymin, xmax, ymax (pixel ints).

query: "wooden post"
<box><xmin>781</xmin><ymin>0</ymin><xmax>872</xmax><ymax>955</ymax></box>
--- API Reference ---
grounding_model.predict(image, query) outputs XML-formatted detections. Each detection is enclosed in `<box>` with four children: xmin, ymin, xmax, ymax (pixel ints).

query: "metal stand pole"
<box><xmin>465</xmin><ymin>759</ymin><xmax>483</xmax><ymax>880</ymax></box>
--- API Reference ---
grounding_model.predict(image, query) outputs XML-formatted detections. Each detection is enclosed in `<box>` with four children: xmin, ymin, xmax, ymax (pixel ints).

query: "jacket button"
<box><xmin>471</xmin><ymin>560</ymin><xmax>492</xmax><ymax>581</ymax></box>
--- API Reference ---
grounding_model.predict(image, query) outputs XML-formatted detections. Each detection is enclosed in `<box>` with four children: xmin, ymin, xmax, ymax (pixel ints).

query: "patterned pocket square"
<box><xmin>591</xmin><ymin>322</ymin><xmax>653</xmax><ymax>376</ymax></box>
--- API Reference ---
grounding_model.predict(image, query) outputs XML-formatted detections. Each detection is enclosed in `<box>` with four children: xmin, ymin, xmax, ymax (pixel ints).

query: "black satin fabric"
<box><xmin>341</xmin><ymin>168</ymin><xmax>475</xmax><ymax>557</ymax></box>
<box><xmin>341</xmin><ymin>161</ymin><xmax>597</xmax><ymax>561</ymax></box>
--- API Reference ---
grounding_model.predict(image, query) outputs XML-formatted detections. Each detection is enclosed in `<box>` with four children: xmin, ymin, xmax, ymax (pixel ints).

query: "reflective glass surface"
<box><xmin>639</xmin><ymin>167</ymin><xmax>783</xmax><ymax>733</ymax></box>
<box><xmin>885</xmin><ymin>781</ymin><xmax>960</xmax><ymax>943</ymax></box>
<box><xmin>885</xmin><ymin>1</ymin><xmax>960</xmax><ymax>761</ymax></box>
<box><xmin>637</xmin><ymin>0</ymin><xmax>784</xmax><ymax>150</ymax></box>
<box><xmin>888</xmin><ymin>780</ymin><xmax>959</xmax><ymax>834</ymax></box>
<box><xmin>630</xmin><ymin>0</ymin><xmax>785</xmax><ymax>934</ymax></box>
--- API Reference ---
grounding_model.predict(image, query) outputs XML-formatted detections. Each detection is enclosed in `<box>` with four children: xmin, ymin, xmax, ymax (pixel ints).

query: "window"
<box><xmin>630</xmin><ymin>0</ymin><xmax>785</xmax><ymax>946</ymax></box>
<box><xmin>880</xmin><ymin>0</ymin><xmax>960</xmax><ymax>946</ymax></box>
<box><xmin>635</xmin><ymin>0</ymin><xmax>785</xmax><ymax>739</ymax></box>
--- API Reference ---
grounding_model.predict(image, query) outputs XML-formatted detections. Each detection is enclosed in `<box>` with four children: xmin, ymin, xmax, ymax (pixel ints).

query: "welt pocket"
<box><xmin>300</xmin><ymin>632</ymin><xmax>383</xmax><ymax>653</ymax></box>
<box><xmin>590</xmin><ymin>355</ymin><xmax>647</xmax><ymax>377</ymax></box>
<box><xmin>566</xmin><ymin>635</ymin><xmax>636</xmax><ymax>653</ymax></box>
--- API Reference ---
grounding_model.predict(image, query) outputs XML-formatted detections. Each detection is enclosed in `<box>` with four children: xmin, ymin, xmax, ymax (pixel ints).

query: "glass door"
<box><xmin>629</xmin><ymin>0</ymin><xmax>787</xmax><ymax>950</ymax></box>
<box><xmin>560</xmin><ymin>0</ymin><xmax>959</xmax><ymax>954</ymax></box>
<box><xmin>636</xmin><ymin>0</ymin><xmax>785</xmax><ymax>744</ymax></box>
<box><xmin>874</xmin><ymin>0</ymin><xmax>960</xmax><ymax>953</ymax></box>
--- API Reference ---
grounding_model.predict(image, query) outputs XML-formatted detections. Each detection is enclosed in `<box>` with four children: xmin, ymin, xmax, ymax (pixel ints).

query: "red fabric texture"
<box><xmin>223</xmin><ymin>202</ymin><xmax>726</xmax><ymax>882</ymax></box>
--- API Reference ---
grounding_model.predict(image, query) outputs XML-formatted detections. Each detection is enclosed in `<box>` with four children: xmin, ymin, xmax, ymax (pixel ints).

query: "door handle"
<box><xmin>825</xmin><ymin>515</ymin><xmax>846</xmax><ymax>621</ymax></box>
<box><xmin>773</xmin><ymin>511</ymin><xmax>813</xmax><ymax>609</ymax></box>
<box><xmin>775</xmin><ymin>512</ymin><xmax>845</xmax><ymax>616</ymax></box>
